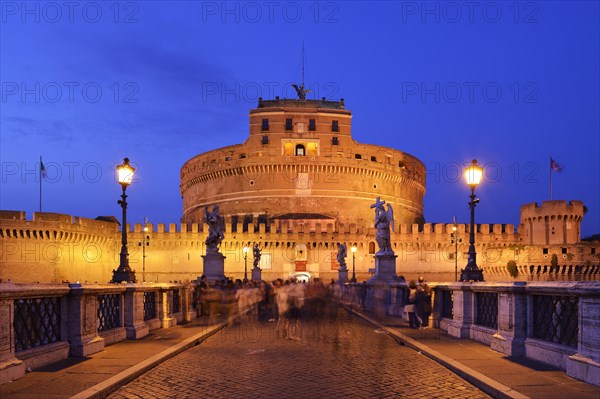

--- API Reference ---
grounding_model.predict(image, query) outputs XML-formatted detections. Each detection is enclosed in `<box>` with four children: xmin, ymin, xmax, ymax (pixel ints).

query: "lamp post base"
<box><xmin>112</xmin><ymin>269</ymin><xmax>136</xmax><ymax>283</ymax></box>
<box><xmin>459</xmin><ymin>267</ymin><xmax>484</xmax><ymax>282</ymax></box>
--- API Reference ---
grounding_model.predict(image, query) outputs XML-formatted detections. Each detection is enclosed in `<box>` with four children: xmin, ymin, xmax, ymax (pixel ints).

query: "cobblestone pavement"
<box><xmin>109</xmin><ymin>305</ymin><xmax>490</xmax><ymax>399</ymax></box>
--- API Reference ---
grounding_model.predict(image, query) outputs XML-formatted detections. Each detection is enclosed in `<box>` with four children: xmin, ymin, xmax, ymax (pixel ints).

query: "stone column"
<box><xmin>159</xmin><ymin>288</ymin><xmax>176</xmax><ymax>329</ymax></box>
<box><xmin>566</xmin><ymin>283</ymin><xmax>600</xmax><ymax>386</ymax></box>
<box><xmin>0</xmin><ymin>298</ymin><xmax>25</xmax><ymax>384</ymax></box>
<box><xmin>66</xmin><ymin>284</ymin><xmax>105</xmax><ymax>357</ymax></box>
<box><xmin>124</xmin><ymin>286</ymin><xmax>149</xmax><ymax>339</ymax></box>
<box><xmin>180</xmin><ymin>284</ymin><xmax>195</xmax><ymax>322</ymax></box>
<box><xmin>490</xmin><ymin>283</ymin><xmax>527</xmax><ymax>356</ymax></box>
<box><xmin>447</xmin><ymin>283</ymin><xmax>474</xmax><ymax>338</ymax></box>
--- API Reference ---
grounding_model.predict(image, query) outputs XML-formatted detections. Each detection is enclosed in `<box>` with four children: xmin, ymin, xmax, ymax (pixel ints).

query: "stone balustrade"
<box><xmin>342</xmin><ymin>281</ymin><xmax>600</xmax><ymax>387</ymax></box>
<box><xmin>0</xmin><ymin>282</ymin><xmax>195</xmax><ymax>384</ymax></box>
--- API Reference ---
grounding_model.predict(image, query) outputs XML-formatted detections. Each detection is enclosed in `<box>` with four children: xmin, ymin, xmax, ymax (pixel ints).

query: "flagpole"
<box><xmin>39</xmin><ymin>156</ymin><xmax>42</xmax><ymax>213</ymax></box>
<box><xmin>549</xmin><ymin>156</ymin><xmax>553</xmax><ymax>201</ymax></box>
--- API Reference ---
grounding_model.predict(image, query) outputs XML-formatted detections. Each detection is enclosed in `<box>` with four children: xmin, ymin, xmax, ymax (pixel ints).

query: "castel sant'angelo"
<box><xmin>1</xmin><ymin>96</ymin><xmax>599</xmax><ymax>284</ymax></box>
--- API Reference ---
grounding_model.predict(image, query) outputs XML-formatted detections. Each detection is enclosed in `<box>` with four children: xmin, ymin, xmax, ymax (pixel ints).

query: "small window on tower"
<box><xmin>332</xmin><ymin>137</ymin><xmax>339</xmax><ymax>145</ymax></box>
<box><xmin>295</xmin><ymin>144</ymin><xmax>306</xmax><ymax>156</ymax></box>
<box><xmin>262</xmin><ymin>119</ymin><xmax>269</xmax><ymax>131</ymax></box>
<box><xmin>355</xmin><ymin>154</ymin><xmax>362</xmax><ymax>159</ymax></box>
<box><xmin>561</xmin><ymin>247</ymin><xmax>567</xmax><ymax>254</ymax></box>
<box><xmin>543</xmin><ymin>248</ymin><xmax>548</xmax><ymax>255</ymax></box>
<box><xmin>261</xmin><ymin>135</ymin><xmax>269</xmax><ymax>145</ymax></box>
<box><xmin>332</xmin><ymin>120</ymin><xmax>339</xmax><ymax>132</ymax></box>
<box><xmin>309</xmin><ymin>119</ymin><xmax>316</xmax><ymax>131</ymax></box>
<box><xmin>285</xmin><ymin>118</ymin><xmax>293</xmax><ymax>131</ymax></box>
<box><xmin>371</xmin><ymin>156</ymin><xmax>377</xmax><ymax>162</ymax></box>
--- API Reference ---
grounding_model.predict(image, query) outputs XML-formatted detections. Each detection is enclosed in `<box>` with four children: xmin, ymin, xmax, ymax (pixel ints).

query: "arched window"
<box><xmin>295</xmin><ymin>144</ymin><xmax>305</xmax><ymax>156</ymax></box>
<box><xmin>369</xmin><ymin>241</ymin><xmax>376</xmax><ymax>254</ymax></box>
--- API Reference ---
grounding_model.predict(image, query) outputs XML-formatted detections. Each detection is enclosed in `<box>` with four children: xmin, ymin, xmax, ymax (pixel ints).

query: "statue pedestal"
<box><xmin>202</xmin><ymin>252</ymin><xmax>226</xmax><ymax>281</ymax></box>
<box><xmin>338</xmin><ymin>269</ymin><xmax>349</xmax><ymax>284</ymax></box>
<box><xmin>251</xmin><ymin>267</ymin><xmax>262</xmax><ymax>282</ymax></box>
<box><xmin>369</xmin><ymin>253</ymin><xmax>397</xmax><ymax>282</ymax></box>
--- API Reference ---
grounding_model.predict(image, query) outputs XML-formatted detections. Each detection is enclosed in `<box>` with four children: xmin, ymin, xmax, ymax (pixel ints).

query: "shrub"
<box><xmin>507</xmin><ymin>260</ymin><xmax>518</xmax><ymax>278</ymax></box>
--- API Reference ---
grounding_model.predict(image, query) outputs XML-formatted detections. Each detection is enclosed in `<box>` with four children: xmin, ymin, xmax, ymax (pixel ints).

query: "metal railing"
<box><xmin>172</xmin><ymin>290</ymin><xmax>180</xmax><ymax>314</ymax></box>
<box><xmin>143</xmin><ymin>291</ymin><xmax>157</xmax><ymax>321</ymax></box>
<box><xmin>97</xmin><ymin>294</ymin><xmax>122</xmax><ymax>332</ymax></box>
<box><xmin>13</xmin><ymin>297</ymin><xmax>61</xmax><ymax>352</ymax></box>
<box><xmin>475</xmin><ymin>292</ymin><xmax>498</xmax><ymax>330</ymax></box>
<box><xmin>532</xmin><ymin>294</ymin><xmax>578</xmax><ymax>348</ymax></box>
<box><xmin>441</xmin><ymin>289</ymin><xmax>453</xmax><ymax>319</ymax></box>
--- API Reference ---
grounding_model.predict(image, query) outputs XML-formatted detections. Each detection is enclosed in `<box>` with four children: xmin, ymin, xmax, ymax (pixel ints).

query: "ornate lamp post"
<box><xmin>243</xmin><ymin>245</ymin><xmax>249</xmax><ymax>283</ymax></box>
<box><xmin>351</xmin><ymin>245</ymin><xmax>357</xmax><ymax>282</ymax></box>
<box><xmin>138</xmin><ymin>219</ymin><xmax>150</xmax><ymax>283</ymax></box>
<box><xmin>460</xmin><ymin>159</ymin><xmax>484</xmax><ymax>282</ymax></box>
<box><xmin>112</xmin><ymin>158</ymin><xmax>136</xmax><ymax>283</ymax></box>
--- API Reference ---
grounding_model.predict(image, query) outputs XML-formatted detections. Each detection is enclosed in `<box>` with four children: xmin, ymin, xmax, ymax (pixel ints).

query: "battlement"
<box><xmin>1</xmin><ymin>211</ymin><xmax>518</xmax><ymax>242</ymax></box>
<box><xmin>519</xmin><ymin>200</ymin><xmax>584</xmax><ymax>245</ymax></box>
<box><xmin>520</xmin><ymin>200</ymin><xmax>585</xmax><ymax>220</ymax></box>
<box><xmin>0</xmin><ymin>211</ymin><xmax>118</xmax><ymax>241</ymax></box>
<box><xmin>255</xmin><ymin>97</ymin><xmax>347</xmax><ymax>111</ymax></box>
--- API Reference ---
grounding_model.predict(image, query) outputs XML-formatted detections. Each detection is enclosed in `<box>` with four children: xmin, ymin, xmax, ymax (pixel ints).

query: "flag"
<box><xmin>550</xmin><ymin>157</ymin><xmax>562</xmax><ymax>173</ymax></box>
<box><xmin>453</xmin><ymin>215</ymin><xmax>457</xmax><ymax>225</ymax></box>
<box><xmin>40</xmin><ymin>158</ymin><xmax>47</xmax><ymax>178</ymax></box>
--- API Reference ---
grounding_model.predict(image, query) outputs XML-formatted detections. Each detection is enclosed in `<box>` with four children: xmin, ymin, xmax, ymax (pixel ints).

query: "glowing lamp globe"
<box><xmin>117</xmin><ymin>158</ymin><xmax>135</xmax><ymax>187</ymax></box>
<box><xmin>464</xmin><ymin>159</ymin><xmax>483</xmax><ymax>187</ymax></box>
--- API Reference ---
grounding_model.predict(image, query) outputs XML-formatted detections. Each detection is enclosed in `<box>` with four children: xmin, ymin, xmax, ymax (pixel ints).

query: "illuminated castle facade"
<box><xmin>1</xmin><ymin>99</ymin><xmax>598</xmax><ymax>284</ymax></box>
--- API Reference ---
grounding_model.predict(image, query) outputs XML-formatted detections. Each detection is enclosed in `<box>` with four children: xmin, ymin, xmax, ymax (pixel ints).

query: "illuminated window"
<box><xmin>295</xmin><ymin>144</ymin><xmax>306</xmax><ymax>156</ymax></box>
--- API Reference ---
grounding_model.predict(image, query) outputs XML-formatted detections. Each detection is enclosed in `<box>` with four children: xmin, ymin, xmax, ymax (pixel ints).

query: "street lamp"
<box><xmin>138</xmin><ymin>220</ymin><xmax>150</xmax><ymax>283</ymax></box>
<box><xmin>450</xmin><ymin>223</ymin><xmax>462</xmax><ymax>282</ymax></box>
<box><xmin>243</xmin><ymin>245</ymin><xmax>249</xmax><ymax>283</ymax></box>
<box><xmin>460</xmin><ymin>159</ymin><xmax>484</xmax><ymax>282</ymax></box>
<box><xmin>112</xmin><ymin>158</ymin><xmax>136</xmax><ymax>283</ymax></box>
<box><xmin>351</xmin><ymin>245</ymin><xmax>357</xmax><ymax>282</ymax></box>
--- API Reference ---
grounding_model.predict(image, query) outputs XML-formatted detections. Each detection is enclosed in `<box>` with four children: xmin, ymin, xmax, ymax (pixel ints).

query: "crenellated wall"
<box><xmin>520</xmin><ymin>200</ymin><xmax>584</xmax><ymax>245</ymax></box>
<box><xmin>2</xmin><ymin>210</ymin><xmax>598</xmax><ymax>284</ymax></box>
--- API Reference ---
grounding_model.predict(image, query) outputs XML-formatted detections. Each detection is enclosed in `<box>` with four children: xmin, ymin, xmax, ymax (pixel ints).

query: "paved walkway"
<box><xmin>0</xmin><ymin>317</ymin><xmax>228</xmax><ymax>399</ymax></box>
<box><xmin>346</xmin><ymin>305</ymin><xmax>600</xmax><ymax>399</ymax></box>
<box><xmin>107</xmin><ymin>306</ymin><xmax>490</xmax><ymax>399</ymax></box>
<box><xmin>1</xmin><ymin>303</ymin><xmax>599</xmax><ymax>399</ymax></box>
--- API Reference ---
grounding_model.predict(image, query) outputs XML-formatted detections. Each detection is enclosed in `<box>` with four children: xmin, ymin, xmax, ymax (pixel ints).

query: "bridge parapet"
<box><xmin>342</xmin><ymin>281</ymin><xmax>600</xmax><ymax>387</ymax></box>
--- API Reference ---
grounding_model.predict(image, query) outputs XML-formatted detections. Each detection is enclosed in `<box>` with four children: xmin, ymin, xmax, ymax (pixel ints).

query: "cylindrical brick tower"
<box><xmin>520</xmin><ymin>200</ymin><xmax>584</xmax><ymax>245</ymax></box>
<box><xmin>180</xmin><ymin>98</ymin><xmax>426</xmax><ymax>226</ymax></box>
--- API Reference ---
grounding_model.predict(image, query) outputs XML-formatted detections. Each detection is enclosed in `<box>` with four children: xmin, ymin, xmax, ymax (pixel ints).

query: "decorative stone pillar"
<box><xmin>124</xmin><ymin>285</ymin><xmax>149</xmax><ymax>340</ymax></box>
<box><xmin>369</xmin><ymin>254</ymin><xmax>397</xmax><ymax>282</ymax></box>
<box><xmin>566</xmin><ymin>283</ymin><xmax>600</xmax><ymax>386</ymax></box>
<box><xmin>159</xmin><ymin>288</ymin><xmax>176</xmax><ymax>329</ymax></box>
<box><xmin>0</xmin><ymin>298</ymin><xmax>25</xmax><ymax>384</ymax></box>
<box><xmin>66</xmin><ymin>284</ymin><xmax>105</xmax><ymax>357</ymax></box>
<box><xmin>338</xmin><ymin>269</ymin><xmax>349</xmax><ymax>284</ymax></box>
<box><xmin>182</xmin><ymin>284</ymin><xmax>196</xmax><ymax>322</ymax></box>
<box><xmin>491</xmin><ymin>283</ymin><xmax>527</xmax><ymax>356</ymax></box>
<box><xmin>447</xmin><ymin>283</ymin><xmax>474</xmax><ymax>338</ymax></box>
<box><xmin>251</xmin><ymin>267</ymin><xmax>262</xmax><ymax>282</ymax></box>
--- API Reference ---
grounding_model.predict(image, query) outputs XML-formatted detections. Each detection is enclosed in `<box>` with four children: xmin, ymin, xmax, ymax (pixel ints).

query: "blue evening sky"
<box><xmin>1</xmin><ymin>1</ymin><xmax>599</xmax><ymax>237</ymax></box>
